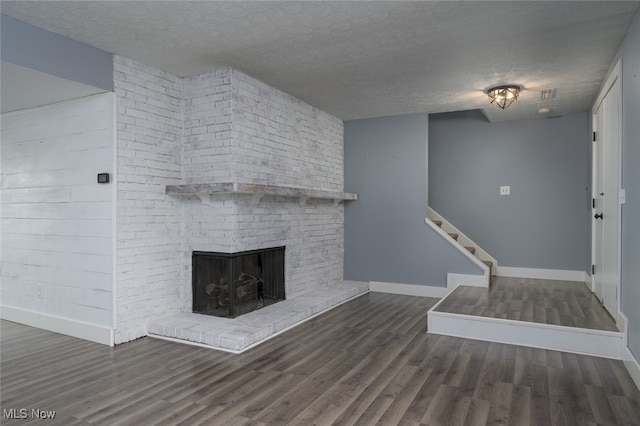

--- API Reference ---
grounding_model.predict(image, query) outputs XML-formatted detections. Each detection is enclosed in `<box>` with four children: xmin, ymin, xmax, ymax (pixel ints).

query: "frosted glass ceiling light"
<box><xmin>487</xmin><ymin>85</ymin><xmax>520</xmax><ymax>109</ymax></box>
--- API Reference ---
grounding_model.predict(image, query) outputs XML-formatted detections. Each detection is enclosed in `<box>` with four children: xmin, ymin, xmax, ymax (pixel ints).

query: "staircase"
<box><xmin>428</xmin><ymin>208</ymin><xmax>497</xmax><ymax>276</ymax></box>
<box><xmin>425</xmin><ymin>209</ymin><xmax>623</xmax><ymax>360</ymax></box>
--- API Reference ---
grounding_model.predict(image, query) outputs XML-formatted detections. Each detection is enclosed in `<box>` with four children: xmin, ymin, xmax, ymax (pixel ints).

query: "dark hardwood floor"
<box><xmin>434</xmin><ymin>277</ymin><xmax>619</xmax><ymax>332</ymax></box>
<box><xmin>2</xmin><ymin>292</ymin><xmax>639</xmax><ymax>425</ymax></box>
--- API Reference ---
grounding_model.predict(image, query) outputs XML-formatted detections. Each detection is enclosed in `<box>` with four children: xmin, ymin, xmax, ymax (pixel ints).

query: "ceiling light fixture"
<box><xmin>487</xmin><ymin>85</ymin><xmax>520</xmax><ymax>109</ymax></box>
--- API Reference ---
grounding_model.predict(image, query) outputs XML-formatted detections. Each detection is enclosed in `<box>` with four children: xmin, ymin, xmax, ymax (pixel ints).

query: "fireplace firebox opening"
<box><xmin>192</xmin><ymin>247</ymin><xmax>285</xmax><ymax>318</ymax></box>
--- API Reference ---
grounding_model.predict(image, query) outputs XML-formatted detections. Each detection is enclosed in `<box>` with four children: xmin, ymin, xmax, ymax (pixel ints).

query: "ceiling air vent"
<box><xmin>541</xmin><ymin>88</ymin><xmax>556</xmax><ymax>100</ymax></box>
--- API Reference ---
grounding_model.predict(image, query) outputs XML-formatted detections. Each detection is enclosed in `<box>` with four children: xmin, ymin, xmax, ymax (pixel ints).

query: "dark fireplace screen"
<box><xmin>192</xmin><ymin>247</ymin><xmax>285</xmax><ymax>318</ymax></box>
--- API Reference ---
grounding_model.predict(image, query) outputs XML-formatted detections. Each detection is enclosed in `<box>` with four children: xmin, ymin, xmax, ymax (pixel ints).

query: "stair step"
<box><xmin>465</xmin><ymin>246</ymin><xmax>476</xmax><ymax>254</ymax></box>
<box><xmin>433</xmin><ymin>220</ymin><xmax>443</xmax><ymax>227</ymax></box>
<box><xmin>448</xmin><ymin>233</ymin><xmax>459</xmax><ymax>240</ymax></box>
<box><xmin>482</xmin><ymin>260</ymin><xmax>493</xmax><ymax>269</ymax></box>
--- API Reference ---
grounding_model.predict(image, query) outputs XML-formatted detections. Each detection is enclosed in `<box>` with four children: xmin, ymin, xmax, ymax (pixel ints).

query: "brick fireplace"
<box><xmin>114</xmin><ymin>57</ymin><xmax>367</xmax><ymax>348</ymax></box>
<box><xmin>192</xmin><ymin>247</ymin><xmax>286</xmax><ymax>318</ymax></box>
<box><xmin>178</xmin><ymin>68</ymin><xmax>352</xmax><ymax>307</ymax></box>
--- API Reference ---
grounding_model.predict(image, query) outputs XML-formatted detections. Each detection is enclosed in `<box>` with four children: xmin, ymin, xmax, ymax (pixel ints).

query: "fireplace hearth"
<box><xmin>192</xmin><ymin>247</ymin><xmax>285</xmax><ymax>318</ymax></box>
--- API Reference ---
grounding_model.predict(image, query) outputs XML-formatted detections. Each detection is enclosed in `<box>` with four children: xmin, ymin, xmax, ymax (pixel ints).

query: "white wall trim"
<box><xmin>591</xmin><ymin>58</ymin><xmax>623</xmax><ymax>327</ymax></box>
<box><xmin>369</xmin><ymin>281</ymin><xmax>450</xmax><ymax>298</ymax></box>
<box><xmin>428</xmin><ymin>310</ymin><xmax>622</xmax><ymax>359</ymax></box>
<box><xmin>111</xmin><ymin>91</ymin><xmax>118</xmax><ymax>338</ymax></box>
<box><xmin>592</xmin><ymin>59</ymin><xmax>621</xmax><ymax>114</ymax></box>
<box><xmin>424</xmin><ymin>218</ymin><xmax>490</xmax><ymax>285</ymax></box>
<box><xmin>497</xmin><ymin>266</ymin><xmax>588</xmax><ymax>282</ymax></box>
<box><xmin>616</xmin><ymin>312</ymin><xmax>638</xmax><ymax>391</ymax></box>
<box><xmin>623</xmin><ymin>346</ymin><xmax>640</xmax><ymax>391</ymax></box>
<box><xmin>618</xmin><ymin>311</ymin><xmax>628</xmax><ymax>347</ymax></box>
<box><xmin>447</xmin><ymin>273</ymin><xmax>487</xmax><ymax>288</ymax></box>
<box><xmin>585</xmin><ymin>273</ymin><xmax>593</xmax><ymax>292</ymax></box>
<box><xmin>1</xmin><ymin>305</ymin><xmax>113</xmax><ymax>346</ymax></box>
<box><xmin>427</xmin><ymin>207</ymin><xmax>497</xmax><ymax>276</ymax></box>
<box><xmin>424</xmin><ymin>217</ymin><xmax>495</xmax><ymax>288</ymax></box>
<box><xmin>369</xmin><ymin>272</ymin><xmax>485</xmax><ymax>300</ymax></box>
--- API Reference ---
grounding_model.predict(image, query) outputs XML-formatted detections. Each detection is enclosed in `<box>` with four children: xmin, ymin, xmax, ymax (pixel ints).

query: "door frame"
<box><xmin>591</xmin><ymin>59</ymin><xmax>622</xmax><ymax>323</ymax></box>
<box><xmin>592</xmin><ymin>102</ymin><xmax>604</xmax><ymax>299</ymax></box>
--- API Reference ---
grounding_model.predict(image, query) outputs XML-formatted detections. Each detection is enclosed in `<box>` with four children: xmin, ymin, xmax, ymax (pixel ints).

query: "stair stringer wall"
<box><xmin>428</xmin><ymin>207</ymin><xmax>498</xmax><ymax>276</ymax></box>
<box><xmin>425</xmin><ymin>218</ymin><xmax>490</xmax><ymax>288</ymax></box>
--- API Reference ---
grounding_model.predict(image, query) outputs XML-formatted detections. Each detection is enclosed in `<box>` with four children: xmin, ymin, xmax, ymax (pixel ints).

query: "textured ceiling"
<box><xmin>2</xmin><ymin>1</ymin><xmax>639</xmax><ymax>121</ymax></box>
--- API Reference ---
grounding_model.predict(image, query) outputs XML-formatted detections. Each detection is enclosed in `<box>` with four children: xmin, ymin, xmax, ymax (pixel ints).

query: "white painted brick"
<box><xmin>113</xmin><ymin>60</ymin><xmax>346</xmax><ymax>342</ymax></box>
<box><xmin>184</xmin><ymin>67</ymin><xmax>343</xmax><ymax>302</ymax></box>
<box><xmin>114</xmin><ymin>56</ymin><xmax>184</xmax><ymax>343</ymax></box>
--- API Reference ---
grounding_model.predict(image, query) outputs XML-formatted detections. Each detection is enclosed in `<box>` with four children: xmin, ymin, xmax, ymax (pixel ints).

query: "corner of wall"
<box><xmin>113</xmin><ymin>56</ymin><xmax>184</xmax><ymax>344</ymax></box>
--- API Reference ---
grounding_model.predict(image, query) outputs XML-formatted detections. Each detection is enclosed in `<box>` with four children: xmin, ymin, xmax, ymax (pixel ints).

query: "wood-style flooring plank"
<box><xmin>463</xmin><ymin>397</ymin><xmax>491</xmax><ymax>426</ymax></box>
<box><xmin>2</xmin><ymin>291</ymin><xmax>639</xmax><ymax>426</ymax></box>
<box><xmin>421</xmin><ymin>384</ymin><xmax>464</xmax><ymax>425</ymax></box>
<box><xmin>509</xmin><ymin>384</ymin><xmax>532</xmax><ymax>425</ymax></box>
<box><xmin>434</xmin><ymin>276</ymin><xmax>619</xmax><ymax>331</ymax></box>
<box><xmin>486</xmin><ymin>381</ymin><xmax>513</xmax><ymax>425</ymax></box>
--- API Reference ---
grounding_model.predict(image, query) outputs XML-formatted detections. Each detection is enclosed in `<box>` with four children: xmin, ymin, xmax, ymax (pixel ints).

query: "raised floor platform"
<box><xmin>428</xmin><ymin>276</ymin><xmax>623</xmax><ymax>359</ymax></box>
<box><xmin>149</xmin><ymin>280</ymin><xmax>369</xmax><ymax>353</ymax></box>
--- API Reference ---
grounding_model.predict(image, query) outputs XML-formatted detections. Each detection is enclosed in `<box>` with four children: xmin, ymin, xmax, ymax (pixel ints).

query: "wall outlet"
<box><xmin>36</xmin><ymin>284</ymin><xmax>44</xmax><ymax>300</ymax></box>
<box><xmin>500</xmin><ymin>185</ymin><xmax>511</xmax><ymax>195</ymax></box>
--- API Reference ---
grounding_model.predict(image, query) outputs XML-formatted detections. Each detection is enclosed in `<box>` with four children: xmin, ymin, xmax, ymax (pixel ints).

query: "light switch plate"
<box><xmin>500</xmin><ymin>186</ymin><xmax>510</xmax><ymax>195</ymax></box>
<box><xmin>620</xmin><ymin>188</ymin><xmax>626</xmax><ymax>204</ymax></box>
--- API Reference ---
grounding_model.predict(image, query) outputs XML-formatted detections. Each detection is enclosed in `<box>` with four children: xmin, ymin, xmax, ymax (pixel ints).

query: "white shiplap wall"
<box><xmin>1</xmin><ymin>93</ymin><xmax>115</xmax><ymax>341</ymax></box>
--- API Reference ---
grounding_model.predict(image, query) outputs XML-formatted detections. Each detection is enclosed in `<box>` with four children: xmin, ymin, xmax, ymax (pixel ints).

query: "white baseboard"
<box><xmin>497</xmin><ymin>266</ymin><xmax>588</xmax><ymax>282</ymax></box>
<box><xmin>369</xmin><ymin>281</ymin><xmax>449</xmax><ymax>298</ymax></box>
<box><xmin>428</xmin><ymin>310</ymin><xmax>622</xmax><ymax>359</ymax></box>
<box><xmin>1</xmin><ymin>305</ymin><xmax>113</xmax><ymax>346</ymax></box>
<box><xmin>618</xmin><ymin>312</ymin><xmax>640</xmax><ymax>390</ymax></box>
<box><xmin>623</xmin><ymin>346</ymin><xmax>640</xmax><ymax>391</ymax></box>
<box><xmin>447</xmin><ymin>272</ymin><xmax>488</xmax><ymax>288</ymax></box>
<box><xmin>619</xmin><ymin>312</ymin><xmax>628</xmax><ymax>347</ymax></box>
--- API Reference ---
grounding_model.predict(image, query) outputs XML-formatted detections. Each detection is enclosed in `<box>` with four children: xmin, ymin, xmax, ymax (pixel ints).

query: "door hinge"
<box><xmin>593</xmin><ymin>131</ymin><xmax>596</xmax><ymax>141</ymax></box>
<box><xmin>591</xmin><ymin>264</ymin><xmax>596</xmax><ymax>275</ymax></box>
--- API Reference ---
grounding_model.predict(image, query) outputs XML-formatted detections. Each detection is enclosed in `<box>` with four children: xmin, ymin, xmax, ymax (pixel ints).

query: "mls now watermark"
<box><xmin>3</xmin><ymin>408</ymin><xmax>56</xmax><ymax>419</ymax></box>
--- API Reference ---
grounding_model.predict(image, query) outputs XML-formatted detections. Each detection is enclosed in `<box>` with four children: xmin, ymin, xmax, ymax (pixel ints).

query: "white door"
<box><xmin>592</xmin><ymin>75</ymin><xmax>621</xmax><ymax>321</ymax></box>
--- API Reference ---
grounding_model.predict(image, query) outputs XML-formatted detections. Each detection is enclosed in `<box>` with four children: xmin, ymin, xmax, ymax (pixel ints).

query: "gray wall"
<box><xmin>429</xmin><ymin>110</ymin><xmax>590</xmax><ymax>271</ymax></box>
<box><xmin>612</xmin><ymin>10</ymin><xmax>640</xmax><ymax>363</ymax></box>
<box><xmin>344</xmin><ymin>113</ymin><xmax>482</xmax><ymax>287</ymax></box>
<box><xmin>1</xmin><ymin>14</ymin><xmax>113</xmax><ymax>91</ymax></box>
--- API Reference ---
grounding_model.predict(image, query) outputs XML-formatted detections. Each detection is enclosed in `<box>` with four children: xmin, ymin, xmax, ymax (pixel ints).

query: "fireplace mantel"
<box><xmin>166</xmin><ymin>182</ymin><xmax>357</xmax><ymax>206</ymax></box>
